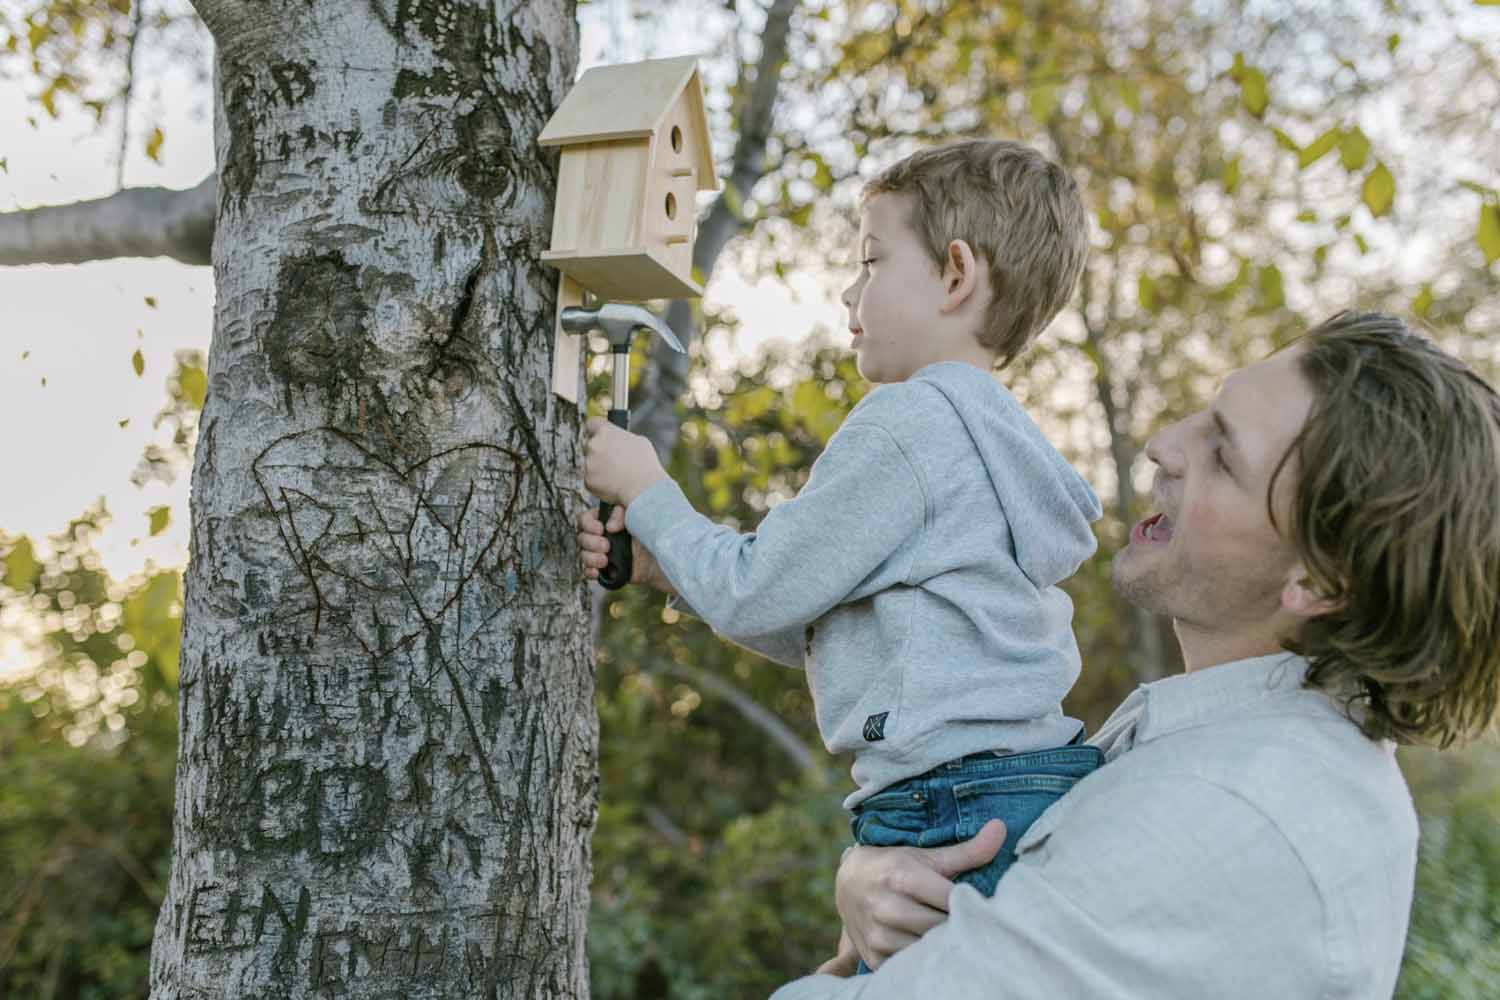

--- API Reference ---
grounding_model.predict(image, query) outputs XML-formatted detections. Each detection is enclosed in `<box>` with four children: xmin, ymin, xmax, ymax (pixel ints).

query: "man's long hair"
<box><xmin>1272</xmin><ymin>311</ymin><xmax>1500</xmax><ymax>746</ymax></box>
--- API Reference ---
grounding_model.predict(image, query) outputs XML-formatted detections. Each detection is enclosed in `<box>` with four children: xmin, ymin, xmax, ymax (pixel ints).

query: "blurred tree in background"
<box><xmin>3</xmin><ymin>0</ymin><xmax>1500</xmax><ymax>997</ymax></box>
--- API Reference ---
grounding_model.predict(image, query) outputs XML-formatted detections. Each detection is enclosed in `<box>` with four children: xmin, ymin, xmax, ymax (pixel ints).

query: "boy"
<box><xmin>579</xmin><ymin>139</ymin><xmax>1100</xmax><ymax>898</ymax></box>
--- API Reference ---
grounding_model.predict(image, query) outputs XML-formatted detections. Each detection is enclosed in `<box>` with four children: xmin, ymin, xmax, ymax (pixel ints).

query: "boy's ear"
<box><xmin>1280</xmin><ymin>569</ymin><xmax>1344</xmax><ymax>619</ymax></box>
<box><xmin>940</xmin><ymin>239</ymin><xmax>983</xmax><ymax>312</ymax></box>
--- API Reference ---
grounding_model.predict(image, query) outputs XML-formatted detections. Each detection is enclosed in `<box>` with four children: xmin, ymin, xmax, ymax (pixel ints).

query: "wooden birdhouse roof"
<box><xmin>539</xmin><ymin>55</ymin><xmax>717</xmax><ymax>190</ymax></box>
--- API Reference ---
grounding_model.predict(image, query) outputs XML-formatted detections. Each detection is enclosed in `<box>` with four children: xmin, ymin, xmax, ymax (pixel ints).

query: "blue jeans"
<box><xmin>849</xmin><ymin>740</ymin><xmax>1103</xmax><ymax>973</ymax></box>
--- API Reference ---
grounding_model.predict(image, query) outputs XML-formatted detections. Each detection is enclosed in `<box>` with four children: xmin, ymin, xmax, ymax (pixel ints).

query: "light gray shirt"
<box><xmin>626</xmin><ymin>361</ymin><xmax>1101</xmax><ymax>807</ymax></box>
<box><xmin>771</xmin><ymin>653</ymin><xmax>1419</xmax><ymax>999</ymax></box>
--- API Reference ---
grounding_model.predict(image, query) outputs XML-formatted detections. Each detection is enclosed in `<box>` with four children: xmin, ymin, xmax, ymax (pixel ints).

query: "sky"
<box><xmin>0</xmin><ymin>2</ymin><xmax>846</xmax><ymax>672</ymax></box>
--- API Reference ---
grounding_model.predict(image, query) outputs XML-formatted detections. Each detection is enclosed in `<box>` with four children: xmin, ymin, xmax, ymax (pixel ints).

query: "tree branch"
<box><xmin>0</xmin><ymin>175</ymin><xmax>215</xmax><ymax>267</ymax></box>
<box><xmin>656</xmin><ymin>659</ymin><xmax>820</xmax><ymax>774</ymax></box>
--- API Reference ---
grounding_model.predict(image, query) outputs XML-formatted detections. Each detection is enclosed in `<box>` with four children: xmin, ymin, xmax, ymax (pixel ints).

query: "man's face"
<box><xmin>840</xmin><ymin>193</ymin><xmax>949</xmax><ymax>384</ymax></box>
<box><xmin>1112</xmin><ymin>346</ymin><xmax>1316</xmax><ymax>663</ymax></box>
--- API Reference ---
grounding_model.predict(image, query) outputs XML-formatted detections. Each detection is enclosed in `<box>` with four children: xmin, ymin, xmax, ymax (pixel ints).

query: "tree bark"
<box><xmin>149</xmin><ymin>2</ymin><xmax>596</xmax><ymax>998</ymax></box>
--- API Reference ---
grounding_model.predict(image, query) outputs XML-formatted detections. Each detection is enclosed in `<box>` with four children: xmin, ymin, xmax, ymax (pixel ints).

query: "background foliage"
<box><xmin>3</xmin><ymin>0</ymin><xmax>1499</xmax><ymax>997</ymax></box>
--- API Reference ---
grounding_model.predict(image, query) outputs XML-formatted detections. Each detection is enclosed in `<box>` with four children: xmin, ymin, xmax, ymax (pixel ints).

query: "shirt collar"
<box><xmin>1134</xmin><ymin>651</ymin><xmax>1310</xmax><ymax>745</ymax></box>
<box><xmin>1090</xmin><ymin>652</ymin><xmax>1312</xmax><ymax>760</ymax></box>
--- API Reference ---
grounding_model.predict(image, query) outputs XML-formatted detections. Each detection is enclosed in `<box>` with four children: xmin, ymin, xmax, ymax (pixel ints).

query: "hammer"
<box><xmin>561</xmin><ymin>302</ymin><xmax>687</xmax><ymax>590</ymax></box>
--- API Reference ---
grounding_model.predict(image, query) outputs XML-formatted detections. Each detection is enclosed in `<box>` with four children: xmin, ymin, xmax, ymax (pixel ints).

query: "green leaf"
<box><xmin>144</xmin><ymin>126</ymin><xmax>165</xmax><ymax>164</ymax></box>
<box><xmin>1270</xmin><ymin>128</ymin><xmax>1299</xmax><ymax>153</ymax></box>
<box><xmin>1298</xmin><ymin>128</ymin><xmax>1340</xmax><ymax>169</ymax></box>
<box><xmin>131</xmin><ymin>348</ymin><xmax>145</xmax><ymax>377</ymax></box>
<box><xmin>1222</xmin><ymin>156</ymin><xmax>1241</xmax><ymax>194</ymax></box>
<box><xmin>1230</xmin><ymin>54</ymin><xmax>1270</xmax><ymax>117</ymax></box>
<box><xmin>1362</xmin><ymin>162</ymin><xmax>1395</xmax><ymax>217</ymax></box>
<box><xmin>148</xmin><ymin>506</ymin><xmax>171</xmax><ymax>537</ymax></box>
<box><xmin>3</xmin><ymin>536</ymin><xmax>41</xmax><ymax>591</ymax></box>
<box><xmin>1028</xmin><ymin>84</ymin><xmax>1060</xmax><ymax>123</ymax></box>
<box><xmin>1258</xmin><ymin>264</ymin><xmax>1285</xmax><ymax>309</ymax></box>
<box><xmin>1339</xmin><ymin>128</ymin><xmax>1370</xmax><ymax>171</ymax></box>
<box><xmin>1354</xmin><ymin>233</ymin><xmax>1370</xmax><ymax>255</ymax></box>
<box><xmin>1412</xmin><ymin>284</ymin><xmax>1434</xmax><ymax>318</ymax></box>
<box><xmin>1475</xmin><ymin>0</ymin><xmax>1500</xmax><ymax>6</ymax></box>
<box><xmin>144</xmin><ymin>296</ymin><xmax>158</xmax><ymax>308</ymax></box>
<box><xmin>1387</xmin><ymin>33</ymin><xmax>1400</xmax><ymax>53</ymax></box>
<box><xmin>1137</xmin><ymin>274</ymin><xmax>1158</xmax><ymax>312</ymax></box>
<box><xmin>1295</xmin><ymin>210</ymin><xmax>1317</xmax><ymax>223</ymax></box>
<box><xmin>1479</xmin><ymin>204</ymin><xmax>1500</xmax><ymax>264</ymax></box>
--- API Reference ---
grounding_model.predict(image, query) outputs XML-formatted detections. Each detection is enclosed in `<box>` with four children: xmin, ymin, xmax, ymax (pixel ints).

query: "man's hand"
<box><xmin>584</xmin><ymin>417</ymin><xmax>668</xmax><ymax>507</ymax></box>
<box><xmin>577</xmin><ymin>507</ymin><xmax>674</xmax><ymax>594</ymax></box>
<box><xmin>815</xmin><ymin>928</ymin><xmax>860</xmax><ymax>977</ymax></box>
<box><xmin>838</xmin><ymin>819</ymin><xmax>1007</xmax><ymax>970</ymax></box>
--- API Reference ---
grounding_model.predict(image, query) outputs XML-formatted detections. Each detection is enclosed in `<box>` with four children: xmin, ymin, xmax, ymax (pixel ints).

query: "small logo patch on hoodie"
<box><xmin>863</xmin><ymin>712</ymin><xmax>889</xmax><ymax>742</ymax></box>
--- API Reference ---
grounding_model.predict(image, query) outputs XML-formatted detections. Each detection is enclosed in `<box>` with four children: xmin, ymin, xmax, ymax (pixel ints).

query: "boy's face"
<box><xmin>841</xmin><ymin>193</ymin><xmax>953</xmax><ymax>384</ymax></box>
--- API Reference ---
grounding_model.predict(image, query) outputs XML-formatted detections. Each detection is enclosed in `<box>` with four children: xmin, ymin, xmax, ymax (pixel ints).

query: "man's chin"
<box><xmin>1111</xmin><ymin>549</ymin><xmax>1166</xmax><ymax>611</ymax></box>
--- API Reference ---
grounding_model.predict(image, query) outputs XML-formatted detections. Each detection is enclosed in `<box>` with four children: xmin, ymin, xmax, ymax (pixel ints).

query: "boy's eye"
<box><xmin>859</xmin><ymin>257</ymin><xmax>877</xmax><ymax>268</ymax></box>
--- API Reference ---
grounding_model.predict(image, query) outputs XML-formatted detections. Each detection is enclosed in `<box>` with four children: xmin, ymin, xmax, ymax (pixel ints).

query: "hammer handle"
<box><xmin>597</xmin><ymin>408</ymin><xmax>634</xmax><ymax>590</ymax></box>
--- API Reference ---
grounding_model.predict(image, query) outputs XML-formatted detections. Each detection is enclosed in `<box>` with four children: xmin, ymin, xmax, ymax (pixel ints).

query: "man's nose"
<box><xmin>1144</xmin><ymin>423</ymin><xmax>1187</xmax><ymax>478</ymax></box>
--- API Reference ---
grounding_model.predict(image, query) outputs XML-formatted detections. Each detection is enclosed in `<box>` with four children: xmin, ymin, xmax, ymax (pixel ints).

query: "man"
<box><xmin>771</xmin><ymin>311</ymin><xmax>1500</xmax><ymax>999</ymax></box>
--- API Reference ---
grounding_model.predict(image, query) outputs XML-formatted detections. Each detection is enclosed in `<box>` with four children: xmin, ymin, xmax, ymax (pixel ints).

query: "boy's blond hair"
<box><xmin>864</xmin><ymin>139</ymin><xmax>1089</xmax><ymax>369</ymax></box>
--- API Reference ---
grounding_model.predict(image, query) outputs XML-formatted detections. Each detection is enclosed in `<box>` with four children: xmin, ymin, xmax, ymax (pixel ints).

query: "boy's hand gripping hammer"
<box><xmin>561</xmin><ymin>302</ymin><xmax>686</xmax><ymax>590</ymax></box>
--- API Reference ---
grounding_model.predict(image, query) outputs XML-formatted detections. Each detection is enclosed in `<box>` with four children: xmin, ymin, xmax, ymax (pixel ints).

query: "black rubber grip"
<box><xmin>598</xmin><ymin>408</ymin><xmax>633</xmax><ymax>590</ymax></box>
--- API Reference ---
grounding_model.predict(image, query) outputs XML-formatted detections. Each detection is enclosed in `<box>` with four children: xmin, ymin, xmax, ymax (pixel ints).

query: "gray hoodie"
<box><xmin>626</xmin><ymin>361</ymin><xmax>1102</xmax><ymax>807</ymax></box>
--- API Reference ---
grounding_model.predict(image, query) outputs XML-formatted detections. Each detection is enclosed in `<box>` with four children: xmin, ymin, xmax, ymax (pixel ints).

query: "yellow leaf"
<box><xmin>1412</xmin><ymin>285</ymin><xmax>1434</xmax><ymax>318</ymax></box>
<box><xmin>1297</xmin><ymin>128</ymin><xmax>1339</xmax><ymax>169</ymax></box>
<box><xmin>178</xmin><ymin>365</ymin><xmax>208</xmax><ymax>410</ymax></box>
<box><xmin>1238</xmin><ymin>66</ymin><xmax>1269</xmax><ymax>117</ymax></box>
<box><xmin>1478</xmin><ymin>203</ymin><xmax>1500</xmax><ymax>264</ymax></box>
<box><xmin>132</xmin><ymin>348</ymin><xmax>145</xmax><ymax>377</ymax></box>
<box><xmin>1339</xmin><ymin>128</ymin><xmax>1370</xmax><ymax>171</ymax></box>
<box><xmin>145</xmin><ymin>296</ymin><xmax>158</xmax><ymax>308</ymax></box>
<box><xmin>148</xmin><ymin>506</ymin><xmax>171</xmax><ymax>537</ymax></box>
<box><xmin>145</xmin><ymin>126</ymin><xmax>165</xmax><ymax>164</ymax></box>
<box><xmin>1362</xmin><ymin>163</ymin><xmax>1395</xmax><ymax>218</ymax></box>
<box><xmin>3</xmin><ymin>537</ymin><xmax>41</xmax><ymax>591</ymax></box>
<box><xmin>119</xmin><ymin>418</ymin><xmax>131</xmax><ymax>428</ymax></box>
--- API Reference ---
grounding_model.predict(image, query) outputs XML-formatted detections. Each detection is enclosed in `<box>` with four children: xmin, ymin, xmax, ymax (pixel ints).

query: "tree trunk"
<box><xmin>149</xmin><ymin>3</ymin><xmax>596</xmax><ymax>998</ymax></box>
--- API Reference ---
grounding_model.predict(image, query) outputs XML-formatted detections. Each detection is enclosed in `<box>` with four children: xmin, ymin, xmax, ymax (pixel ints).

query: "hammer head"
<box><xmin>560</xmin><ymin>303</ymin><xmax>686</xmax><ymax>354</ymax></box>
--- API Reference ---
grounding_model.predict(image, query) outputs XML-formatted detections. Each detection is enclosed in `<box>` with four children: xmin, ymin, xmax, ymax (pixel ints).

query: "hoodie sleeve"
<box><xmin>625</xmin><ymin>414</ymin><xmax>927</xmax><ymax>645</ymax></box>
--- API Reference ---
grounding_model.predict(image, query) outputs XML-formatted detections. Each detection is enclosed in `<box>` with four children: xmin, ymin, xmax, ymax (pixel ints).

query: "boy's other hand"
<box><xmin>576</xmin><ymin>507</ymin><xmax>675</xmax><ymax>594</ymax></box>
<box><xmin>583</xmin><ymin>418</ymin><xmax>668</xmax><ymax>507</ymax></box>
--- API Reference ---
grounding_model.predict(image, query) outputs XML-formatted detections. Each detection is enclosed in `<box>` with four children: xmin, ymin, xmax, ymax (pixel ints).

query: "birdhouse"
<box><xmin>538</xmin><ymin>56</ymin><xmax>718</xmax><ymax>301</ymax></box>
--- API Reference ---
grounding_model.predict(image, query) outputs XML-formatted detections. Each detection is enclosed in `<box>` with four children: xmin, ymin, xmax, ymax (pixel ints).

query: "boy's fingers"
<box><xmin>607</xmin><ymin>505</ymin><xmax>626</xmax><ymax>532</ymax></box>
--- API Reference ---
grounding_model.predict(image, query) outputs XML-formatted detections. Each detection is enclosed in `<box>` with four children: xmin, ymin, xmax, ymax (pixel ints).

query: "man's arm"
<box><xmin>773</xmin><ymin>775</ymin><xmax>1326</xmax><ymax>999</ymax></box>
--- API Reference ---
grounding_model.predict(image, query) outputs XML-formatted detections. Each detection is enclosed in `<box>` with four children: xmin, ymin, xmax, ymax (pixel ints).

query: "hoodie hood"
<box><xmin>912</xmin><ymin>362</ymin><xmax>1102</xmax><ymax>588</ymax></box>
